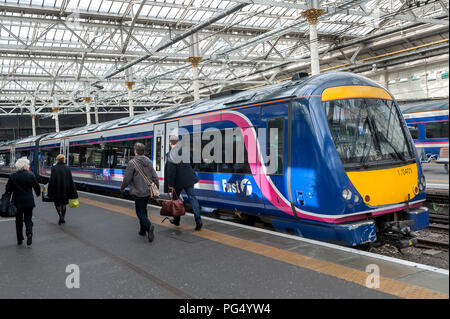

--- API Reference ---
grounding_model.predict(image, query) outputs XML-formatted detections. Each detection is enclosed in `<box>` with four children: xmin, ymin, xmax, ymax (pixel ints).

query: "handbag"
<box><xmin>132</xmin><ymin>160</ymin><xmax>160</xmax><ymax>198</ymax></box>
<box><xmin>42</xmin><ymin>184</ymin><xmax>53</xmax><ymax>202</ymax></box>
<box><xmin>160</xmin><ymin>189</ymin><xmax>185</xmax><ymax>217</ymax></box>
<box><xmin>0</xmin><ymin>192</ymin><xmax>16</xmax><ymax>218</ymax></box>
<box><xmin>69</xmin><ymin>198</ymin><xmax>79</xmax><ymax>208</ymax></box>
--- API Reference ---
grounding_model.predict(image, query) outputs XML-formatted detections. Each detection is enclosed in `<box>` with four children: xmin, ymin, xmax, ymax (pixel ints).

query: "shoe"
<box><xmin>147</xmin><ymin>225</ymin><xmax>155</xmax><ymax>243</ymax></box>
<box><xmin>17</xmin><ymin>240</ymin><xmax>23</xmax><ymax>245</ymax></box>
<box><xmin>195</xmin><ymin>222</ymin><xmax>203</xmax><ymax>231</ymax></box>
<box><xmin>61</xmin><ymin>218</ymin><xmax>66</xmax><ymax>224</ymax></box>
<box><xmin>138</xmin><ymin>230</ymin><xmax>146</xmax><ymax>236</ymax></box>
<box><xmin>169</xmin><ymin>218</ymin><xmax>180</xmax><ymax>226</ymax></box>
<box><xmin>26</xmin><ymin>234</ymin><xmax>32</xmax><ymax>246</ymax></box>
<box><xmin>58</xmin><ymin>218</ymin><xmax>62</xmax><ymax>225</ymax></box>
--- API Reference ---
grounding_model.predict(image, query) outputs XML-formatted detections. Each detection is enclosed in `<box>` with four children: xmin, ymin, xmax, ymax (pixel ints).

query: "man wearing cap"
<box><xmin>164</xmin><ymin>135</ymin><xmax>203</xmax><ymax>230</ymax></box>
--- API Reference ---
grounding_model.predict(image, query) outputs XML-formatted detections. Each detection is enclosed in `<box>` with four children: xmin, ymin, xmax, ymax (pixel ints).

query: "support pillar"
<box><xmin>301</xmin><ymin>7</ymin><xmax>324</xmax><ymax>75</ymax></box>
<box><xmin>188</xmin><ymin>33</ymin><xmax>202</xmax><ymax>101</ymax></box>
<box><xmin>52</xmin><ymin>96</ymin><xmax>60</xmax><ymax>132</ymax></box>
<box><xmin>31</xmin><ymin>115</ymin><xmax>36</xmax><ymax>136</ymax></box>
<box><xmin>94</xmin><ymin>96</ymin><xmax>99</xmax><ymax>124</ymax></box>
<box><xmin>125</xmin><ymin>81</ymin><xmax>135</xmax><ymax>117</ymax></box>
<box><xmin>82</xmin><ymin>97</ymin><xmax>92</xmax><ymax>125</ymax></box>
<box><xmin>187</xmin><ymin>57</ymin><xmax>202</xmax><ymax>100</ymax></box>
<box><xmin>31</xmin><ymin>96</ymin><xmax>37</xmax><ymax>136</ymax></box>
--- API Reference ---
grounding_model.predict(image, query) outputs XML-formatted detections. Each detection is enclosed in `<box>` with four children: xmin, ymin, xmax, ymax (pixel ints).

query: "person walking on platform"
<box><xmin>120</xmin><ymin>142</ymin><xmax>159</xmax><ymax>242</ymax></box>
<box><xmin>47</xmin><ymin>154</ymin><xmax>78</xmax><ymax>225</ymax></box>
<box><xmin>5</xmin><ymin>157</ymin><xmax>41</xmax><ymax>246</ymax></box>
<box><xmin>164</xmin><ymin>135</ymin><xmax>202</xmax><ymax>231</ymax></box>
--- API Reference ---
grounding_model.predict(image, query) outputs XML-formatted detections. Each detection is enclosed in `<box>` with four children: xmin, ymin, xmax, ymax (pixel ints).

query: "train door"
<box><xmin>165</xmin><ymin>121</ymin><xmax>179</xmax><ymax>154</ymax></box>
<box><xmin>60</xmin><ymin>139</ymin><xmax>69</xmax><ymax>161</ymax></box>
<box><xmin>153</xmin><ymin>121</ymin><xmax>178</xmax><ymax>192</ymax></box>
<box><xmin>10</xmin><ymin>146</ymin><xmax>15</xmax><ymax>168</ymax></box>
<box><xmin>260</xmin><ymin>103</ymin><xmax>291</xmax><ymax>216</ymax></box>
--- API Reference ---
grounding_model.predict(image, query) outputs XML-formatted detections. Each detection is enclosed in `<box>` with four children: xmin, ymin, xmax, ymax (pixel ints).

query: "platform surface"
<box><xmin>0</xmin><ymin>179</ymin><xmax>448</xmax><ymax>299</ymax></box>
<box><xmin>423</xmin><ymin>163</ymin><xmax>449</xmax><ymax>191</ymax></box>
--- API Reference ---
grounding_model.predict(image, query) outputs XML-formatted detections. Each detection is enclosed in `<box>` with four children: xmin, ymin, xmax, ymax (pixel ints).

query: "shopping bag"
<box><xmin>69</xmin><ymin>198</ymin><xmax>79</xmax><ymax>208</ymax></box>
<box><xmin>42</xmin><ymin>184</ymin><xmax>53</xmax><ymax>202</ymax></box>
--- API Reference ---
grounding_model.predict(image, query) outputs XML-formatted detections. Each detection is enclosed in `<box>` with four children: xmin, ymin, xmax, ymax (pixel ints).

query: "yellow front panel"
<box><xmin>347</xmin><ymin>164</ymin><xmax>418</xmax><ymax>206</ymax></box>
<box><xmin>321</xmin><ymin>86</ymin><xmax>393</xmax><ymax>101</ymax></box>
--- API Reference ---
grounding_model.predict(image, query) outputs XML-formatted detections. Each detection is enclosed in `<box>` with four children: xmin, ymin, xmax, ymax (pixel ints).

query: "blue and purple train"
<box><xmin>0</xmin><ymin>72</ymin><xmax>429</xmax><ymax>247</ymax></box>
<box><xmin>401</xmin><ymin>99</ymin><xmax>449</xmax><ymax>160</ymax></box>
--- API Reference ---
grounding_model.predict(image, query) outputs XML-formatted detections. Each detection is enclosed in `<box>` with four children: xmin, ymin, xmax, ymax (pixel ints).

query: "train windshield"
<box><xmin>323</xmin><ymin>98</ymin><xmax>415</xmax><ymax>170</ymax></box>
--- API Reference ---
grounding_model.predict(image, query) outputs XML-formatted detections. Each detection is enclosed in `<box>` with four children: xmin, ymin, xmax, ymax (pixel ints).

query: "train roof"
<box><xmin>12</xmin><ymin>71</ymin><xmax>387</xmax><ymax>143</ymax></box>
<box><xmin>39</xmin><ymin>73</ymin><xmax>313</xmax><ymax>141</ymax></box>
<box><xmin>399</xmin><ymin>99</ymin><xmax>449</xmax><ymax>114</ymax></box>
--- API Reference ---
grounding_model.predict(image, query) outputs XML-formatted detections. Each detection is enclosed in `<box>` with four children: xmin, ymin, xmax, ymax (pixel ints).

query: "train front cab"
<box><xmin>328</xmin><ymin>85</ymin><xmax>428</xmax><ymax>248</ymax></box>
<box><xmin>283</xmin><ymin>81</ymin><xmax>429</xmax><ymax>248</ymax></box>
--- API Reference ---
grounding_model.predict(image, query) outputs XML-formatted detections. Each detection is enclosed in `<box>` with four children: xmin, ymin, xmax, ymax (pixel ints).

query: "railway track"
<box><xmin>428</xmin><ymin>224</ymin><xmax>449</xmax><ymax>233</ymax></box>
<box><xmin>416</xmin><ymin>238</ymin><xmax>449</xmax><ymax>251</ymax></box>
<box><xmin>429</xmin><ymin>213</ymin><xmax>449</xmax><ymax>225</ymax></box>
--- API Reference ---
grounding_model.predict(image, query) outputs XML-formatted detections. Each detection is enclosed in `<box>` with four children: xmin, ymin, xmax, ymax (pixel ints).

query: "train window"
<box><xmin>155</xmin><ymin>136</ymin><xmax>162</xmax><ymax>171</ymax></box>
<box><xmin>407</xmin><ymin>125</ymin><xmax>419</xmax><ymax>139</ymax></box>
<box><xmin>41</xmin><ymin>148</ymin><xmax>60</xmax><ymax>166</ymax></box>
<box><xmin>219</xmin><ymin>128</ymin><xmax>253</xmax><ymax>175</ymax></box>
<box><xmin>16</xmin><ymin>150</ymin><xmax>31</xmax><ymax>160</ymax></box>
<box><xmin>426</xmin><ymin>121</ymin><xmax>449</xmax><ymax>139</ymax></box>
<box><xmin>190</xmin><ymin>132</ymin><xmax>218</xmax><ymax>173</ymax></box>
<box><xmin>69</xmin><ymin>146</ymin><xmax>84</xmax><ymax>167</ymax></box>
<box><xmin>0</xmin><ymin>152</ymin><xmax>10</xmax><ymax>166</ymax></box>
<box><xmin>323</xmin><ymin>98</ymin><xmax>414</xmax><ymax>168</ymax></box>
<box><xmin>266</xmin><ymin>118</ymin><xmax>284</xmax><ymax>175</ymax></box>
<box><xmin>83</xmin><ymin>144</ymin><xmax>103</xmax><ymax>168</ymax></box>
<box><xmin>98</xmin><ymin>138</ymin><xmax>152</xmax><ymax>169</ymax></box>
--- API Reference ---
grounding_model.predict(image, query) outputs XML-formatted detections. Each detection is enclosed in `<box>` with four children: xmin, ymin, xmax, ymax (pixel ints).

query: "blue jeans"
<box><xmin>173</xmin><ymin>186</ymin><xmax>201</xmax><ymax>225</ymax></box>
<box><xmin>134</xmin><ymin>196</ymin><xmax>151</xmax><ymax>233</ymax></box>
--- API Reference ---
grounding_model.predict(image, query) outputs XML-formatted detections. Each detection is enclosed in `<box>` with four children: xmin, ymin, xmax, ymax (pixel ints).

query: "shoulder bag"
<box><xmin>132</xmin><ymin>160</ymin><xmax>160</xmax><ymax>198</ymax></box>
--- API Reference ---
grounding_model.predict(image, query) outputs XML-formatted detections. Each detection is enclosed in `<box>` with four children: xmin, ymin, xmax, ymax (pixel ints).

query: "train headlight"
<box><xmin>342</xmin><ymin>189</ymin><xmax>352</xmax><ymax>200</ymax></box>
<box><xmin>413</xmin><ymin>186</ymin><xmax>419</xmax><ymax>195</ymax></box>
<box><xmin>419</xmin><ymin>176</ymin><xmax>426</xmax><ymax>191</ymax></box>
<box><xmin>353</xmin><ymin>195</ymin><xmax>360</xmax><ymax>203</ymax></box>
<box><xmin>364</xmin><ymin>195</ymin><xmax>371</xmax><ymax>204</ymax></box>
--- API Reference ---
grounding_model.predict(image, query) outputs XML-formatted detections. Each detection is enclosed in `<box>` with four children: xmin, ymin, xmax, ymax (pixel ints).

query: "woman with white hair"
<box><xmin>5</xmin><ymin>157</ymin><xmax>41</xmax><ymax>246</ymax></box>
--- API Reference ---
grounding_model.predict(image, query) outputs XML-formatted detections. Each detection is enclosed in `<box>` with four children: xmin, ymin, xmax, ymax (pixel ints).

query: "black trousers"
<box><xmin>134</xmin><ymin>196</ymin><xmax>151</xmax><ymax>233</ymax></box>
<box><xmin>16</xmin><ymin>207</ymin><xmax>33</xmax><ymax>241</ymax></box>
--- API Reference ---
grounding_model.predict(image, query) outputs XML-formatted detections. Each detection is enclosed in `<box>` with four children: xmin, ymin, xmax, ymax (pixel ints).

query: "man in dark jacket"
<box><xmin>48</xmin><ymin>154</ymin><xmax>78</xmax><ymax>225</ymax></box>
<box><xmin>164</xmin><ymin>135</ymin><xmax>202</xmax><ymax>230</ymax></box>
<box><xmin>120</xmin><ymin>143</ymin><xmax>159</xmax><ymax>242</ymax></box>
<box><xmin>5</xmin><ymin>157</ymin><xmax>41</xmax><ymax>246</ymax></box>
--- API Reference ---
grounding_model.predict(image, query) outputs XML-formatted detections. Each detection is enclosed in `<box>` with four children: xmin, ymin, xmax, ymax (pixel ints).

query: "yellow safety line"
<box><xmin>79</xmin><ymin>196</ymin><xmax>448</xmax><ymax>299</ymax></box>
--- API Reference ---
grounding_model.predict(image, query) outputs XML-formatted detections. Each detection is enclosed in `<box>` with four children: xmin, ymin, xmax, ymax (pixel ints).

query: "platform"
<box><xmin>0</xmin><ymin>179</ymin><xmax>448</xmax><ymax>299</ymax></box>
<box><xmin>423</xmin><ymin>163</ymin><xmax>449</xmax><ymax>192</ymax></box>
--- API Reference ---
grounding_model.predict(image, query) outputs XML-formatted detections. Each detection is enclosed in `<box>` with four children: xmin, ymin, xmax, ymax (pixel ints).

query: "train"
<box><xmin>0</xmin><ymin>71</ymin><xmax>429</xmax><ymax>248</ymax></box>
<box><xmin>401</xmin><ymin>99</ymin><xmax>449</xmax><ymax>161</ymax></box>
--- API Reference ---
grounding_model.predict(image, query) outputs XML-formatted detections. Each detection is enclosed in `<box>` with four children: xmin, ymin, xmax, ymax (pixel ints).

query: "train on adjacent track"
<box><xmin>401</xmin><ymin>99</ymin><xmax>449</xmax><ymax>161</ymax></box>
<box><xmin>0</xmin><ymin>72</ymin><xmax>430</xmax><ymax>248</ymax></box>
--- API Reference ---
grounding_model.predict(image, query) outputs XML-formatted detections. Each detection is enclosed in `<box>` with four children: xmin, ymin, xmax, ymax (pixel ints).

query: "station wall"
<box><xmin>368</xmin><ymin>60</ymin><xmax>449</xmax><ymax>101</ymax></box>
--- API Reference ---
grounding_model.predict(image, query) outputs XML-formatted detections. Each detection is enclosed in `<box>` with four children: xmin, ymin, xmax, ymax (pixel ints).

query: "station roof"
<box><xmin>0</xmin><ymin>0</ymin><xmax>448</xmax><ymax>119</ymax></box>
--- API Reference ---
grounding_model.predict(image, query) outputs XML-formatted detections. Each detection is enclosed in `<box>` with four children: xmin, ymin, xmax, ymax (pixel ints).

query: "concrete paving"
<box><xmin>0</xmin><ymin>180</ymin><xmax>448</xmax><ymax>299</ymax></box>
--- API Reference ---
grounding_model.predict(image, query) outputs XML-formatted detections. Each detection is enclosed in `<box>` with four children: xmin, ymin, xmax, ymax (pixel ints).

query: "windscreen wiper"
<box><xmin>360</xmin><ymin>142</ymin><xmax>372</xmax><ymax>168</ymax></box>
<box><xmin>377</xmin><ymin>132</ymin><xmax>407</xmax><ymax>163</ymax></box>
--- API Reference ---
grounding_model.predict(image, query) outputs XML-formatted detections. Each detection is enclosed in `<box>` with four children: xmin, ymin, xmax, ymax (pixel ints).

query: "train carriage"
<box><xmin>0</xmin><ymin>72</ymin><xmax>430</xmax><ymax>248</ymax></box>
<box><xmin>401</xmin><ymin>99</ymin><xmax>449</xmax><ymax>160</ymax></box>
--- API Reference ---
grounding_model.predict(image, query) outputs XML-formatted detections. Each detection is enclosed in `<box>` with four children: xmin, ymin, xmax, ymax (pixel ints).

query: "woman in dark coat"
<box><xmin>47</xmin><ymin>154</ymin><xmax>78</xmax><ymax>225</ymax></box>
<box><xmin>5</xmin><ymin>157</ymin><xmax>41</xmax><ymax>246</ymax></box>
